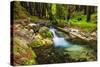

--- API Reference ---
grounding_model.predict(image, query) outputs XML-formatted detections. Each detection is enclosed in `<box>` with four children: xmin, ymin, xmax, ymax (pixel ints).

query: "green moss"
<box><xmin>41</xmin><ymin>31</ymin><xmax>53</xmax><ymax>38</ymax></box>
<box><xmin>30</xmin><ymin>39</ymin><xmax>44</xmax><ymax>47</ymax></box>
<box><xmin>46</xmin><ymin>31</ymin><xmax>53</xmax><ymax>38</ymax></box>
<box><xmin>57</xmin><ymin>27</ymin><xmax>69</xmax><ymax>34</ymax></box>
<box><xmin>39</xmin><ymin>27</ymin><xmax>49</xmax><ymax>33</ymax></box>
<box><xmin>91</xmin><ymin>13</ymin><xmax>97</xmax><ymax>23</ymax></box>
<box><xmin>39</xmin><ymin>26</ymin><xmax>53</xmax><ymax>38</ymax></box>
<box><xmin>51</xmin><ymin>4</ymin><xmax>56</xmax><ymax>15</ymax></box>
<box><xmin>23</xmin><ymin>59</ymin><xmax>37</xmax><ymax>65</ymax></box>
<box><xmin>13</xmin><ymin>37</ymin><xmax>37</xmax><ymax>65</ymax></box>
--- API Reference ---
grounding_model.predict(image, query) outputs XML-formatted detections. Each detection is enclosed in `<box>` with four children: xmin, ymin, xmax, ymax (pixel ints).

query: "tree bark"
<box><xmin>86</xmin><ymin>6</ymin><xmax>91</xmax><ymax>22</ymax></box>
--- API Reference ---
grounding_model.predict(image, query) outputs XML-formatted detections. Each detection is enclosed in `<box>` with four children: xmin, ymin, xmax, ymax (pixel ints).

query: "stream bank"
<box><xmin>12</xmin><ymin>21</ymin><xmax>97</xmax><ymax>65</ymax></box>
<box><xmin>31</xmin><ymin>27</ymin><xmax>97</xmax><ymax>64</ymax></box>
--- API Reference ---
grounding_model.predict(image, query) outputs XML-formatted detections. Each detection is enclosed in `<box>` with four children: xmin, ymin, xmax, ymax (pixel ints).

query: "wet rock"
<box><xmin>55</xmin><ymin>30</ymin><xmax>65</xmax><ymax>37</ymax></box>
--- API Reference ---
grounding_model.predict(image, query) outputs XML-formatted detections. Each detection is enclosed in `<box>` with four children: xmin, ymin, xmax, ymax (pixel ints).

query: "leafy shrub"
<box><xmin>46</xmin><ymin>31</ymin><xmax>53</xmax><ymax>38</ymax></box>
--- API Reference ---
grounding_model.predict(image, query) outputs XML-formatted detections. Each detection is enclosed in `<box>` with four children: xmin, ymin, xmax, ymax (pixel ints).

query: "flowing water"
<box><xmin>49</xmin><ymin>27</ymin><xmax>84</xmax><ymax>49</ymax></box>
<box><xmin>49</xmin><ymin>27</ymin><xmax>96</xmax><ymax>61</ymax></box>
<box><xmin>50</xmin><ymin>28</ymin><xmax>72</xmax><ymax>48</ymax></box>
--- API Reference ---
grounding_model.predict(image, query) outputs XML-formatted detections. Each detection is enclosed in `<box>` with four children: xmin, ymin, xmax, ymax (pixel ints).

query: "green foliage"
<box><xmin>45</xmin><ymin>31</ymin><xmax>53</xmax><ymax>38</ymax></box>
<box><xmin>69</xmin><ymin>19</ymin><xmax>96</xmax><ymax>32</ymax></box>
<box><xmin>40</xmin><ymin>31</ymin><xmax>53</xmax><ymax>38</ymax></box>
<box><xmin>39</xmin><ymin>26</ymin><xmax>53</xmax><ymax>38</ymax></box>
<box><xmin>51</xmin><ymin>4</ymin><xmax>56</xmax><ymax>15</ymax></box>
<box><xmin>24</xmin><ymin>59</ymin><xmax>36</xmax><ymax>65</ymax></box>
<box><xmin>68</xmin><ymin>12</ymin><xmax>97</xmax><ymax>32</ymax></box>
<box><xmin>30</xmin><ymin>37</ymin><xmax>53</xmax><ymax>47</ymax></box>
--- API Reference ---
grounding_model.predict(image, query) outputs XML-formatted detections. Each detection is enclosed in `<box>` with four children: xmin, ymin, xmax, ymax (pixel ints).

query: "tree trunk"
<box><xmin>84</xmin><ymin>6</ymin><xmax>87</xmax><ymax>15</ymax></box>
<box><xmin>67</xmin><ymin>6</ymin><xmax>70</xmax><ymax>21</ymax></box>
<box><xmin>86</xmin><ymin>6</ymin><xmax>91</xmax><ymax>22</ymax></box>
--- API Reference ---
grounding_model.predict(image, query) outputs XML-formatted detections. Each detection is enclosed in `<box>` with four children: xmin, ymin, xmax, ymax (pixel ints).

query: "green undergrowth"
<box><xmin>70</xmin><ymin>21</ymin><xmax>96</xmax><ymax>32</ymax></box>
<box><xmin>68</xmin><ymin>13</ymin><xmax>97</xmax><ymax>32</ymax></box>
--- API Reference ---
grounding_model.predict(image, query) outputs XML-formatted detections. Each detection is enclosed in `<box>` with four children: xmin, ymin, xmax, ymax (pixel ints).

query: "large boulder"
<box><xmin>30</xmin><ymin>38</ymin><xmax>53</xmax><ymax>48</ymax></box>
<box><xmin>39</xmin><ymin>26</ymin><xmax>53</xmax><ymax>38</ymax></box>
<box><xmin>39</xmin><ymin>26</ymin><xmax>49</xmax><ymax>33</ymax></box>
<box><xmin>12</xmin><ymin>36</ymin><xmax>37</xmax><ymax>65</ymax></box>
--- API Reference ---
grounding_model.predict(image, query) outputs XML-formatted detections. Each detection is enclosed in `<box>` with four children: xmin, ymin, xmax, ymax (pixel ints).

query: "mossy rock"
<box><xmin>30</xmin><ymin>39</ymin><xmax>44</xmax><ymax>47</ymax></box>
<box><xmin>30</xmin><ymin>38</ymin><xmax>53</xmax><ymax>47</ymax></box>
<box><xmin>39</xmin><ymin>26</ymin><xmax>53</xmax><ymax>38</ymax></box>
<box><xmin>39</xmin><ymin>26</ymin><xmax>49</xmax><ymax>33</ymax></box>
<box><xmin>13</xmin><ymin>36</ymin><xmax>37</xmax><ymax>65</ymax></box>
<box><xmin>55</xmin><ymin>30</ymin><xmax>65</xmax><ymax>37</ymax></box>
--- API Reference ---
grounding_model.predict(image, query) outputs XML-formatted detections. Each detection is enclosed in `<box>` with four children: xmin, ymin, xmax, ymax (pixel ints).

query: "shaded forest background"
<box><xmin>12</xmin><ymin>1</ymin><xmax>97</xmax><ymax>32</ymax></box>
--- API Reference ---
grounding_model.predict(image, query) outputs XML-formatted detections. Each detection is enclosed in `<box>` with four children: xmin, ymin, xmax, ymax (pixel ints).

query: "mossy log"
<box><xmin>55</xmin><ymin>27</ymin><xmax>70</xmax><ymax>34</ymax></box>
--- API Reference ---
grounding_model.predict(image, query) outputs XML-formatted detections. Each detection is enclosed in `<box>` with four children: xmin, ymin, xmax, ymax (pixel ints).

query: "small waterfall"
<box><xmin>49</xmin><ymin>28</ymin><xmax>57</xmax><ymax>38</ymax></box>
<box><xmin>49</xmin><ymin>27</ymin><xmax>72</xmax><ymax>48</ymax></box>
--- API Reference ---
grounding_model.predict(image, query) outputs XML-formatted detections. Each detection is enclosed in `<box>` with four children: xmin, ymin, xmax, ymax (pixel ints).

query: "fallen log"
<box><xmin>55</xmin><ymin>27</ymin><xmax>70</xmax><ymax>34</ymax></box>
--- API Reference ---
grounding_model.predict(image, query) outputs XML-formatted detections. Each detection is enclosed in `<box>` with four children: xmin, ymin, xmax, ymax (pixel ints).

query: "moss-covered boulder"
<box><xmin>30</xmin><ymin>39</ymin><xmax>45</xmax><ymax>47</ymax></box>
<box><xmin>39</xmin><ymin>26</ymin><xmax>53</xmax><ymax>38</ymax></box>
<box><xmin>30</xmin><ymin>38</ymin><xmax>53</xmax><ymax>48</ymax></box>
<box><xmin>39</xmin><ymin>26</ymin><xmax>49</xmax><ymax>33</ymax></box>
<box><xmin>12</xmin><ymin>36</ymin><xmax>37</xmax><ymax>65</ymax></box>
